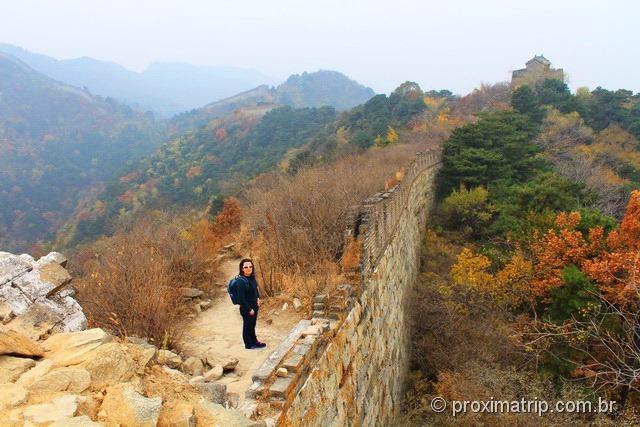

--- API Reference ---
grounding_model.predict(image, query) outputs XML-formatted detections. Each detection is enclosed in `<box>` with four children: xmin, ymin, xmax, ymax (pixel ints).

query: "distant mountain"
<box><xmin>276</xmin><ymin>70</ymin><xmax>375</xmax><ymax>110</ymax></box>
<box><xmin>0</xmin><ymin>44</ymin><xmax>280</xmax><ymax>116</ymax></box>
<box><xmin>0</xmin><ymin>52</ymin><xmax>161</xmax><ymax>252</ymax></box>
<box><xmin>171</xmin><ymin>70</ymin><xmax>376</xmax><ymax>133</ymax></box>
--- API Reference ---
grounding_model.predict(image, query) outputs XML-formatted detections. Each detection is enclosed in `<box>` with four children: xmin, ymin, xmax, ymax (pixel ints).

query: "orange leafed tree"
<box><xmin>583</xmin><ymin>190</ymin><xmax>640</xmax><ymax>305</ymax></box>
<box><xmin>530</xmin><ymin>191</ymin><xmax>640</xmax><ymax>307</ymax></box>
<box><xmin>531</xmin><ymin>211</ymin><xmax>604</xmax><ymax>297</ymax></box>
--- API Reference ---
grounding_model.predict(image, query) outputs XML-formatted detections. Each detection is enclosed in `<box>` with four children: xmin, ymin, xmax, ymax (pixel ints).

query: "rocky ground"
<box><xmin>0</xmin><ymin>250</ymin><xmax>304</xmax><ymax>426</ymax></box>
<box><xmin>179</xmin><ymin>258</ymin><xmax>303</xmax><ymax>407</ymax></box>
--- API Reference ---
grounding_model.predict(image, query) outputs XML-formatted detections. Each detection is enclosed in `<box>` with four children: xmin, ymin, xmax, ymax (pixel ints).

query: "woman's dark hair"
<box><xmin>239</xmin><ymin>258</ymin><xmax>255</xmax><ymax>277</ymax></box>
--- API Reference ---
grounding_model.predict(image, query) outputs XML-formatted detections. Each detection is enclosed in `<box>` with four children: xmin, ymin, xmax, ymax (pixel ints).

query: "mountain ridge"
<box><xmin>0</xmin><ymin>43</ymin><xmax>280</xmax><ymax>116</ymax></box>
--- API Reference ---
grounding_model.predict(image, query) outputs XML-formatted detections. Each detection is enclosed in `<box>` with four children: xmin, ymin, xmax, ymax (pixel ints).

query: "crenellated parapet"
<box><xmin>345</xmin><ymin>149</ymin><xmax>442</xmax><ymax>279</ymax></box>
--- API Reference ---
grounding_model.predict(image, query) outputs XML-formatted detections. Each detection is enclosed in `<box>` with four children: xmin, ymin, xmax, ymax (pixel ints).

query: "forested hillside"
<box><xmin>403</xmin><ymin>79</ymin><xmax>640</xmax><ymax>424</ymax></box>
<box><xmin>60</xmin><ymin>81</ymin><xmax>433</xmax><ymax>247</ymax></box>
<box><xmin>0</xmin><ymin>53</ymin><xmax>161</xmax><ymax>252</ymax></box>
<box><xmin>168</xmin><ymin>70</ymin><xmax>376</xmax><ymax>134</ymax></box>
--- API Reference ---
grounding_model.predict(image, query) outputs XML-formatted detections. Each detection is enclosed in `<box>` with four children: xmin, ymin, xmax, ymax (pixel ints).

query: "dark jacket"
<box><xmin>236</xmin><ymin>275</ymin><xmax>260</xmax><ymax>311</ymax></box>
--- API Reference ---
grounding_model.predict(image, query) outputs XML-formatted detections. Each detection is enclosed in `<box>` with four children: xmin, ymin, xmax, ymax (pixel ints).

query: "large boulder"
<box><xmin>15</xmin><ymin>359</ymin><xmax>54</xmax><ymax>387</ymax></box>
<box><xmin>79</xmin><ymin>342</ymin><xmax>136</xmax><ymax>389</ymax></box>
<box><xmin>100</xmin><ymin>383</ymin><xmax>162</xmax><ymax>426</ymax></box>
<box><xmin>0</xmin><ymin>382</ymin><xmax>27</xmax><ymax>410</ymax></box>
<box><xmin>0</xmin><ymin>328</ymin><xmax>44</xmax><ymax>357</ymax></box>
<box><xmin>22</xmin><ymin>394</ymin><xmax>79</xmax><ymax>425</ymax></box>
<box><xmin>43</xmin><ymin>328</ymin><xmax>112</xmax><ymax>366</ymax></box>
<box><xmin>0</xmin><ymin>355</ymin><xmax>35</xmax><ymax>382</ymax></box>
<box><xmin>27</xmin><ymin>367</ymin><xmax>91</xmax><ymax>393</ymax></box>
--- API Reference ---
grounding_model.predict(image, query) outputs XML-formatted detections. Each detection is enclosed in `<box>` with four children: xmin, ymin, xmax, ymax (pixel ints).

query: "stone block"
<box><xmin>79</xmin><ymin>342</ymin><xmax>136</xmax><ymax>389</ymax></box>
<box><xmin>245</xmin><ymin>381</ymin><xmax>265</xmax><ymax>399</ymax></box>
<box><xmin>313</xmin><ymin>294</ymin><xmax>327</xmax><ymax>303</ymax></box>
<box><xmin>36</xmin><ymin>262</ymin><xmax>72</xmax><ymax>292</ymax></box>
<box><xmin>28</xmin><ymin>367</ymin><xmax>91</xmax><ymax>393</ymax></box>
<box><xmin>0</xmin><ymin>302</ymin><xmax>14</xmax><ymax>323</ymax></box>
<box><xmin>34</xmin><ymin>252</ymin><xmax>67</xmax><ymax>269</ymax></box>
<box><xmin>5</xmin><ymin>301</ymin><xmax>63</xmax><ymax>341</ymax></box>
<box><xmin>292</xmin><ymin>343</ymin><xmax>311</xmax><ymax>358</ymax></box>
<box><xmin>160</xmin><ymin>402</ymin><xmax>195</xmax><ymax>427</ymax></box>
<box><xmin>268</xmin><ymin>376</ymin><xmax>295</xmax><ymax>399</ymax></box>
<box><xmin>222</xmin><ymin>357</ymin><xmax>239</xmax><ymax>371</ymax></box>
<box><xmin>281</xmin><ymin>353</ymin><xmax>304</xmax><ymax>373</ymax></box>
<box><xmin>16</xmin><ymin>359</ymin><xmax>54</xmax><ymax>387</ymax></box>
<box><xmin>0</xmin><ymin>253</ymin><xmax>32</xmax><ymax>286</ymax></box>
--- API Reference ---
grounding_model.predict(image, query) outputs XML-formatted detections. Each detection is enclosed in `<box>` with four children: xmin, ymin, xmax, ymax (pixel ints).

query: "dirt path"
<box><xmin>179</xmin><ymin>257</ymin><xmax>301</xmax><ymax>403</ymax></box>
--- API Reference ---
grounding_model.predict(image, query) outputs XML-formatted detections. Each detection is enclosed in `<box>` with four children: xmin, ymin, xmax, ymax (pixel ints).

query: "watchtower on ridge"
<box><xmin>511</xmin><ymin>55</ymin><xmax>564</xmax><ymax>88</ymax></box>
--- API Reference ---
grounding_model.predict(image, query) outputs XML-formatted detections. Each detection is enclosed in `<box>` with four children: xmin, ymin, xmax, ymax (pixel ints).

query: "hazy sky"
<box><xmin>1</xmin><ymin>0</ymin><xmax>638</xmax><ymax>95</ymax></box>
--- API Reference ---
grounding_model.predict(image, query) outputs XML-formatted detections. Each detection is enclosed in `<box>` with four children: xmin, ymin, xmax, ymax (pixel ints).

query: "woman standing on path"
<box><xmin>236</xmin><ymin>258</ymin><xmax>267</xmax><ymax>349</ymax></box>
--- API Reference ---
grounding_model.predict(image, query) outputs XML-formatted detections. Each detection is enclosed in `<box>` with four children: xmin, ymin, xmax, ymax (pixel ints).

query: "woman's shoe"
<box><xmin>253</xmin><ymin>342</ymin><xmax>267</xmax><ymax>348</ymax></box>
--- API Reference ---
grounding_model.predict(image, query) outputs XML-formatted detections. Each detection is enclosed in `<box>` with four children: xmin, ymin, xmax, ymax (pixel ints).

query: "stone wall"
<box><xmin>277</xmin><ymin>149</ymin><xmax>442</xmax><ymax>426</ymax></box>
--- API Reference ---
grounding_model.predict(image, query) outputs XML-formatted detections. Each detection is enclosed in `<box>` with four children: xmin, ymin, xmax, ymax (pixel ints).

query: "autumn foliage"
<box><xmin>75</xmin><ymin>213</ymin><xmax>215</xmax><ymax>347</ymax></box>
<box><xmin>526</xmin><ymin>191</ymin><xmax>640</xmax><ymax>307</ymax></box>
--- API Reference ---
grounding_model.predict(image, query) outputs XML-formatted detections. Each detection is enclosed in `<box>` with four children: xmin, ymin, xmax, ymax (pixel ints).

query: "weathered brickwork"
<box><xmin>278</xmin><ymin>149</ymin><xmax>442</xmax><ymax>426</ymax></box>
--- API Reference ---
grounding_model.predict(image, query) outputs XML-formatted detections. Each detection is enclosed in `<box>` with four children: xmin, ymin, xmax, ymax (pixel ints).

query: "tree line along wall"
<box><xmin>278</xmin><ymin>149</ymin><xmax>442</xmax><ymax>426</ymax></box>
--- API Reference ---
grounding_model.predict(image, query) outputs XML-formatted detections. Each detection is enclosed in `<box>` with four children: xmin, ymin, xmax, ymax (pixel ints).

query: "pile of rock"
<box><xmin>154</xmin><ymin>347</ymin><xmax>241</xmax><ymax>407</ymax></box>
<box><xmin>179</xmin><ymin>287</ymin><xmax>212</xmax><ymax>316</ymax></box>
<box><xmin>0</xmin><ymin>251</ymin><xmax>86</xmax><ymax>339</ymax></box>
<box><xmin>1</xmin><ymin>327</ymin><xmax>262</xmax><ymax>425</ymax></box>
<box><xmin>0</xmin><ymin>251</ymin><xmax>262</xmax><ymax>426</ymax></box>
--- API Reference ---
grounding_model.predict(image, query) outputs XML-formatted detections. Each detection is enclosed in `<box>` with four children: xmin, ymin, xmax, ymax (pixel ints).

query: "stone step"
<box><xmin>313</xmin><ymin>294</ymin><xmax>327</xmax><ymax>303</ymax></box>
<box><xmin>252</xmin><ymin>320</ymin><xmax>311</xmax><ymax>383</ymax></box>
<box><xmin>281</xmin><ymin>353</ymin><xmax>304</xmax><ymax>373</ymax></box>
<box><xmin>268</xmin><ymin>376</ymin><xmax>296</xmax><ymax>399</ymax></box>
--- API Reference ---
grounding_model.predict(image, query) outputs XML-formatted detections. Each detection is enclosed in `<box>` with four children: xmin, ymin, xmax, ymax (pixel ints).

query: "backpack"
<box><xmin>227</xmin><ymin>275</ymin><xmax>246</xmax><ymax>305</ymax></box>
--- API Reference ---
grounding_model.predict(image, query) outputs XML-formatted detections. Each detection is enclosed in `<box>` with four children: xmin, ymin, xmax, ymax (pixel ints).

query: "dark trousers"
<box><xmin>240</xmin><ymin>306</ymin><xmax>258</xmax><ymax>348</ymax></box>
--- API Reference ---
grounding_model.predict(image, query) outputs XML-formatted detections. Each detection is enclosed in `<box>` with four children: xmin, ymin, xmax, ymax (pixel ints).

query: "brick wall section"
<box><xmin>277</xmin><ymin>149</ymin><xmax>442</xmax><ymax>426</ymax></box>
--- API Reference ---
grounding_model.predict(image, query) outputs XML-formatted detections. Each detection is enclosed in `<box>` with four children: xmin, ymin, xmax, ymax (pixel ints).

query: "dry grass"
<box><xmin>241</xmin><ymin>143</ymin><xmax>416</xmax><ymax>300</ymax></box>
<box><xmin>75</xmin><ymin>212</ymin><xmax>217</xmax><ymax>347</ymax></box>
